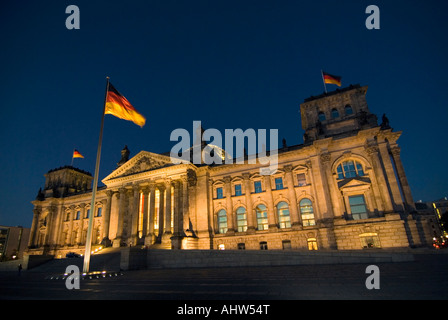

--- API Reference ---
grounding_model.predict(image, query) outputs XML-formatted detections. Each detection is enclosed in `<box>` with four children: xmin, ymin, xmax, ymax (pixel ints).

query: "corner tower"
<box><xmin>301</xmin><ymin>84</ymin><xmax>379</xmax><ymax>143</ymax></box>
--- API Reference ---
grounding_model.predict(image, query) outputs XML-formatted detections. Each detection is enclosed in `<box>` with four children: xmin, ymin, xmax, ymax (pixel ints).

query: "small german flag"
<box><xmin>322</xmin><ymin>71</ymin><xmax>342</xmax><ymax>87</ymax></box>
<box><xmin>73</xmin><ymin>149</ymin><xmax>84</xmax><ymax>159</ymax></box>
<box><xmin>104</xmin><ymin>83</ymin><xmax>146</xmax><ymax>127</ymax></box>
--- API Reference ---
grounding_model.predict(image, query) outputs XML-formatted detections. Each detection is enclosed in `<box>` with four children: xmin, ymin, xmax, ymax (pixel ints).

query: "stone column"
<box><xmin>114</xmin><ymin>187</ymin><xmax>126</xmax><ymax>247</ymax></box>
<box><xmin>28</xmin><ymin>207</ymin><xmax>41</xmax><ymax>247</ymax></box>
<box><xmin>263</xmin><ymin>175</ymin><xmax>277</xmax><ymax>231</ymax></box>
<box><xmin>171</xmin><ymin>180</ymin><xmax>183</xmax><ymax>249</ymax></box>
<box><xmin>223</xmin><ymin>176</ymin><xmax>235</xmax><ymax>234</ymax></box>
<box><xmin>102</xmin><ymin>190</ymin><xmax>113</xmax><ymax>243</ymax></box>
<box><xmin>284</xmin><ymin>165</ymin><xmax>300</xmax><ymax>228</ymax></box>
<box><xmin>162</xmin><ymin>180</ymin><xmax>172</xmax><ymax>246</ymax></box>
<box><xmin>157</xmin><ymin>184</ymin><xmax>165</xmax><ymax>241</ymax></box>
<box><xmin>378</xmin><ymin>142</ymin><xmax>404</xmax><ymax>212</ymax></box>
<box><xmin>365</xmin><ymin>144</ymin><xmax>394</xmax><ymax>213</ymax></box>
<box><xmin>145</xmin><ymin>183</ymin><xmax>156</xmax><ymax>246</ymax></box>
<box><xmin>242</xmin><ymin>173</ymin><xmax>255</xmax><ymax>233</ymax></box>
<box><xmin>141</xmin><ymin>186</ymin><xmax>150</xmax><ymax>242</ymax></box>
<box><xmin>67</xmin><ymin>206</ymin><xmax>75</xmax><ymax>246</ymax></box>
<box><xmin>390</xmin><ymin>146</ymin><xmax>416</xmax><ymax>212</ymax></box>
<box><xmin>130</xmin><ymin>184</ymin><xmax>140</xmax><ymax>245</ymax></box>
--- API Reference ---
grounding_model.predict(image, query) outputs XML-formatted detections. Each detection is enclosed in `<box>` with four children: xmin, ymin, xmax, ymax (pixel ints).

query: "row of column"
<box><xmin>103</xmin><ymin>179</ymin><xmax>188</xmax><ymax>248</ymax></box>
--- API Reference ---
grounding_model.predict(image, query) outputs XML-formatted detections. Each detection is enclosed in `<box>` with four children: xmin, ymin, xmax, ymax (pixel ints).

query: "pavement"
<box><xmin>1</xmin><ymin>251</ymin><xmax>447</xmax><ymax>301</ymax></box>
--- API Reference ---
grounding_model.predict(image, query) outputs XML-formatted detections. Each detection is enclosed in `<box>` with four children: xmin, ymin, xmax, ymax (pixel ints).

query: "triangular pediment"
<box><xmin>102</xmin><ymin>151</ymin><xmax>175</xmax><ymax>182</ymax></box>
<box><xmin>338</xmin><ymin>177</ymin><xmax>371</xmax><ymax>189</ymax></box>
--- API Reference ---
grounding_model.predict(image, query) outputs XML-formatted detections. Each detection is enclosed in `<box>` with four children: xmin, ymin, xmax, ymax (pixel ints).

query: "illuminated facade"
<box><xmin>28</xmin><ymin>85</ymin><xmax>435</xmax><ymax>257</ymax></box>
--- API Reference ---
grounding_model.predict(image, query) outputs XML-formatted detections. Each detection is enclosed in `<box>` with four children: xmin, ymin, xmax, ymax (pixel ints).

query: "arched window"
<box><xmin>337</xmin><ymin>160</ymin><xmax>365</xmax><ymax>179</ymax></box>
<box><xmin>256</xmin><ymin>205</ymin><xmax>268</xmax><ymax>230</ymax></box>
<box><xmin>318</xmin><ymin>111</ymin><xmax>326</xmax><ymax>122</ymax></box>
<box><xmin>300</xmin><ymin>198</ymin><xmax>316</xmax><ymax>226</ymax></box>
<box><xmin>277</xmin><ymin>201</ymin><xmax>291</xmax><ymax>229</ymax></box>
<box><xmin>331</xmin><ymin>108</ymin><xmax>339</xmax><ymax>118</ymax></box>
<box><xmin>345</xmin><ymin>104</ymin><xmax>353</xmax><ymax>115</ymax></box>
<box><xmin>217</xmin><ymin>209</ymin><xmax>227</xmax><ymax>234</ymax></box>
<box><xmin>236</xmin><ymin>207</ymin><xmax>247</xmax><ymax>232</ymax></box>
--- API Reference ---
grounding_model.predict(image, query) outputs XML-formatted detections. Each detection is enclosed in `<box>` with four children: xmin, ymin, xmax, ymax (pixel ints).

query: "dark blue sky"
<box><xmin>1</xmin><ymin>0</ymin><xmax>447</xmax><ymax>228</ymax></box>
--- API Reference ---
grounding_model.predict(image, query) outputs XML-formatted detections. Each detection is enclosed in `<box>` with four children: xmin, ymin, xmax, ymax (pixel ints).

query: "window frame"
<box><xmin>277</xmin><ymin>201</ymin><xmax>291</xmax><ymax>229</ymax></box>
<box><xmin>299</xmin><ymin>198</ymin><xmax>316</xmax><ymax>227</ymax></box>
<box><xmin>348</xmin><ymin>195</ymin><xmax>369</xmax><ymax>220</ymax></box>
<box><xmin>217</xmin><ymin>209</ymin><xmax>228</xmax><ymax>234</ymax></box>
<box><xmin>236</xmin><ymin>207</ymin><xmax>248</xmax><ymax>232</ymax></box>
<box><xmin>256</xmin><ymin>204</ymin><xmax>269</xmax><ymax>231</ymax></box>
<box><xmin>337</xmin><ymin>160</ymin><xmax>365</xmax><ymax>179</ymax></box>
<box><xmin>274</xmin><ymin>177</ymin><xmax>284</xmax><ymax>190</ymax></box>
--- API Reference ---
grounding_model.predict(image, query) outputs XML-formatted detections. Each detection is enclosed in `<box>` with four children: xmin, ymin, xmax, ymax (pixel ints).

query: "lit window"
<box><xmin>216</xmin><ymin>187</ymin><xmax>223</xmax><ymax>199</ymax></box>
<box><xmin>307</xmin><ymin>238</ymin><xmax>318</xmax><ymax>250</ymax></box>
<box><xmin>275</xmin><ymin>177</ymin><xmax>283</xmax><ymax>190</ymax></box>
<box><xmin>218</xmin><ymin>244</ymin><xmax>225</xmax><ymax>250</ymax></box>
<box><xmin>297</xmin><ymin>173</ymin><xmax>306</xmax><ymax>186</ymax></box>
<box><xmin>300</xmin><ymin>198</ymin><xmax>315</xmax><ymax>226</ymax></box>
<box><xmin>256</xmin><ymin>205</ymin><xmax>268</xmax><ymax>230</ymax></box>
<box><xmin>277</xmin><ymin>201</ymin><xmax>291</xmax><ymax>228</ymax></box>
<box><xmin>236</xmin><ymin>207</ymin><xmax>247</xmax><ymax>232</ymax></box>
<box><xmin>217</xmin><ymin>209</ymin><xmax>228</xmax><ymax>234</ymax></box>
<box><xmin>349</xmin><ymin>195</ymin><xmax>368</xmax><ymax>220</ymax></box>
<box><xmin>337</xmin><ymin>160</ymin><xmax>365</xmax><ymax>179</ymax></box>
<box><xmin>331</xmin><ymin>108</ymin><xmax>339</xmax><ymax>118</ymax></box>
<box><xmin>234</xmin><ymin>184</ymin><xmax>242</xmax><ymax>196</ymax></box>
<box><xmin>254</xmin><ymin>181</ymin><xmax>262</xmax><ymax>193</ymax></box>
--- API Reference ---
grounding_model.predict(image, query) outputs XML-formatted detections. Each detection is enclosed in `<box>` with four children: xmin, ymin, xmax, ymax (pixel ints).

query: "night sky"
<box><xmin>1</xmin><ymin>0</ymin><xmax>447</xmax><ymax>228</ymax></box>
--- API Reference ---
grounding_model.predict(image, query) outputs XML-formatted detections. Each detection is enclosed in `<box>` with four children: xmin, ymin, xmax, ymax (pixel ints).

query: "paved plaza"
<box><xmin>1</xmin><ymin>252</ymin><xmax>447</xmax><ymax>301</ymax></box>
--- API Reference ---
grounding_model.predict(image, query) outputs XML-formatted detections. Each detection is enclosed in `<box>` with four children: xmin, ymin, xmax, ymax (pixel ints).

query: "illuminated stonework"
<box><xmin>27</xmin><ymin>85</ymin><xmax>435</xmax><ymax>257</ymax></box>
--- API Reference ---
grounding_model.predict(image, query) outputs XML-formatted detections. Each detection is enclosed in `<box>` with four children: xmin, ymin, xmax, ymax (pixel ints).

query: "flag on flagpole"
<box><xmin>322</xmin><ymin>71</ymin><xmax>342</xmax><ymax>87</ymax></box>
<box><xmin>73</xmin><ymin>149</ymin><xmax>84</xmax><ymax>158</ymax></box>
<box><xmin>104</xmin><ymin>83</ymin><xmax>146</xmax><ymax>127</ymax></box>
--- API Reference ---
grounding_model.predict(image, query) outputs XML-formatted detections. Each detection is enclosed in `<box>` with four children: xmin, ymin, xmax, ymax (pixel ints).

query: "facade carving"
<box><xmin>28</xmin><ymin>85</ymin><xmax>436</xmax><ymax>257</ymax></box>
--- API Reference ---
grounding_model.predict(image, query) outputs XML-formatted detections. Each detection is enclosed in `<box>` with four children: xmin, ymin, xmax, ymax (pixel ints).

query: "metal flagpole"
<box><xmin>321</xmin><ymin>69</ymin><xmax>327</xmax><ymax>94</ymax></box>
<box><xmin>83</xmin><ymin>76</ymin><xmax>110</xmax><ymax>274</ymax></box>
<box><xmin>71</xmin><ymin>149</ymin><xmax>75</xmax><ymax>166</ymax></box>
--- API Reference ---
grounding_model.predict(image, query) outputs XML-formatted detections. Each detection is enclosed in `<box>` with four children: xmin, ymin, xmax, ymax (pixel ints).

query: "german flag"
<box><xmin>105</xmin><ymin>83</ymin><xmax>146</xmax><ymax>127</ymax></box>
<box><xmin>322</xmin><ymin>71</ymin><xmax>342</xmax><ymax>87</ymax></box>
<box><xmin>73</xmin><ymin>149</ymin><xmax>84</xmax><ymax>159</ymax></box>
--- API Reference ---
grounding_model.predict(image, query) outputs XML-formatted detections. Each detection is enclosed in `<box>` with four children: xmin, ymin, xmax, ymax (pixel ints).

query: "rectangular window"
<box><xmin>297</xmin><ymin>173</ymin><xmax>306</xmax><ymax>186</ymax></box>
<box><xmin>360</xmin><ymin>234</ymin><xmax>381</xmax><ymax>248</ymax></box>
<box><xmin>86</xmin><ymin>209</ymin><xmax>90</xmax><ymax>219</ymax></box>
<box><xmin>260</xmin><ymin>241</ymin><xmax>268</xmax><ymax>250</ymax></box>
<box><xmin>349</xmin><ymin>195</ymin><xmax>369</xmax><ymax>220</ymax></box>
<box><xmin>238</xmin><ymin>243</ymin><xmax>246</xmax><ymax>250</ymax></box>
<box><xmin>254</xmin><ymin>181</ymin><xmax>262</xmax><ymax>193</ymax></box>
<box><xmin>275</xmin><ymin>177</ymin><xmax>283</xmax><ymax>190</ymax></box>
<box><xmin>216</xmin><ymin>187</ymin><xmax>223</xmax><ymax>199</ymax></box>
<box><xmin>234</xmin><ymin>184</ymin><xmax>242</xmax><ymax>196</ymax></box>
<box><xmin>282</xmin><ymin>240</ymin><xmax>292</xmax><ymax>250</ymax></box>
<box><xmin>97</xmin><ymin>207</ymin><xmax>102</xmax><ymax>217</ymax></box>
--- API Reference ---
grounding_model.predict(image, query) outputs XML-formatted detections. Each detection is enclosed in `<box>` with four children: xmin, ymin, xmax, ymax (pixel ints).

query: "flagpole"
<box><xmin>321</xmin><ymin>69</ymin><xmax>327</xmax><ymax>94</ymax></box>
<box><xmin>83</xmin><ymin>76</ymin><xmax>110</xmax><ymax>274</ymax></box>
<box><xmin>71</xmin><ymin>149</ymin><xmax>75</xmax><ymax>166</ymax></box>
